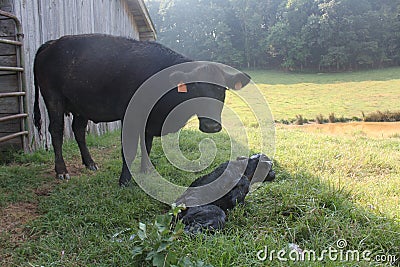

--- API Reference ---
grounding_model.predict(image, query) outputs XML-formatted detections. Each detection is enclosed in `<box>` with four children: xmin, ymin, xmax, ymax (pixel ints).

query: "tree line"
<box><xmin>145</xmin><ymin>0</ymin><xmax>400</xmax><ymax>71</ymax></box>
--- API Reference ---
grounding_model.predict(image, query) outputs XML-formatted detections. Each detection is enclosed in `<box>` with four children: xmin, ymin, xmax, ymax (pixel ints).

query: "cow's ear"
<box><xmin>170</xmin><ymin>71</ymin><xmax>189</xmax><ymax>93</ymax></box>
<box><xmin>225</xmin><ymin>72</ymin><xmax>251</xmax><ymax>90</ymax></box>
<box><xmin>169</xmin><ymin>71</ymin><xmax>187</xmax><ymax>85</ymax></box>
<box><xmin>236</xmin><ymin>156</ymin><xmax>248</xmax><ymax>161</ymax></box>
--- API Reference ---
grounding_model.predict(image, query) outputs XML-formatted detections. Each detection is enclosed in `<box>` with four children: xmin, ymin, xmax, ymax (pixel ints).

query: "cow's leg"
<box><xmin>47</xmin><ymin>102</ymin><xmax>69</xmax><ymax>180</ymax></box>
<box><xmin>119</xmin><ymin>147</ymin><xmax>132</xmax><ymax>186</ymax></box>
<box><xmin>119</xmin><ymin>121</ymin><xmax>133</xmax><ymax>186</ymax></box>
<box><xmin>119</xmin><ymin>133</ymin><xmax>153</xmax><ymax>186</ymax></box>
<box><xmin>140</xmin><ymin>133</ymin><xmax>154</xmax><ymax>172</ymax></box>
<box><xmin>72</xmin><ymin>114</ymin><xmax>97</xmax><ymax>171</ymax></box>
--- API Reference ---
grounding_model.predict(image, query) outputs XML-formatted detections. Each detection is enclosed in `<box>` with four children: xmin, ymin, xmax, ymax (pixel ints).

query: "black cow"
<box><xmin>33</xmin><ymin>34</ymin><xmax>250</xmax><ymax>185</ymax></box>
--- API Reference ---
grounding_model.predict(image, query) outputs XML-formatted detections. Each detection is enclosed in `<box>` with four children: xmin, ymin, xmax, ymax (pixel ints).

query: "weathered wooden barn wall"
<box><xmin>1</xmin><ymin>0</ymin><xmax>147</xmax><ymax>151</ymax></box>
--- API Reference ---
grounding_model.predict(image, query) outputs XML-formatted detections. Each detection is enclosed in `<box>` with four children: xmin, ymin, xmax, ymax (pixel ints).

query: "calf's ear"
<box><xmin>225</xmin><ymin>71</ymin><xmax>251</xmax><ymax>90</ymax></box>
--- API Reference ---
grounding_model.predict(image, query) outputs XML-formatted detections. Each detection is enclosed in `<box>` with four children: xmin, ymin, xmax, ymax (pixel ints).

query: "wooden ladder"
<box><xmin>0</xmin><ymin>9</ymin><xmax>28</xmax><ymax>152</ymax></box>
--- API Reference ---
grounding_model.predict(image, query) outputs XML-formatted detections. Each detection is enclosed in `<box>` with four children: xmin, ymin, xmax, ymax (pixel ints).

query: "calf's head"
<box><xmin>237</xmin><ymin>153</ymin><xmax>275</xmax><ymax>182</ymax></box>
<box><xmin>169</xmin><ymin>64</ymin><xmax>251</xmax><ymax>133</ymax></box>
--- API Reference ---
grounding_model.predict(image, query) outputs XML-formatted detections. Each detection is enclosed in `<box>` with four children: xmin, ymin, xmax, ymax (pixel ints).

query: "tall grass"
<box><xmin>363</xmin><ymin>110</ymin><xmax>400</xmax><ymax>122</ymax></box>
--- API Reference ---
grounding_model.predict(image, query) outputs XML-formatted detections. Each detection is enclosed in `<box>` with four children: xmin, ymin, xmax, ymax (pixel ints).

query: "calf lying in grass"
<box><xmin>176</xmin><ymin>154</ymin><xmax>275</xmax><ymax>234</ymax></box>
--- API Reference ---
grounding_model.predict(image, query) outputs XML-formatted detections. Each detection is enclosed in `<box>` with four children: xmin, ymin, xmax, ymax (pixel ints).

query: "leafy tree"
<box><xmin>145</xmin><ymin>0</ymin><xmax>400</xmax><ymax>71</ymax></box>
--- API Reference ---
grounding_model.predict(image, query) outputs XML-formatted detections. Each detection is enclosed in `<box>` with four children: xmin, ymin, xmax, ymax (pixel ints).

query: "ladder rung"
<box><xmin>0</xmin><ymin>113</ymin><xmax>28</xmax><ymax>123</ymax></box>
<box><xmin>0</xmin><ymin>131</ymin><xmax>28</xmax><ymax>143</ymax></box>
<box><xmin>0</xmin><ymin>66</ymin><xmax>24</xmax><ymax>72</ymax></box>
<box><xmin>0</xmin><ymin>92</ymin><xmax>25</xmax><ymax>98</ymax></box>
<box><xmin>0</xmin><ymin>38</ymin><xmax>22</xmax><ymax>46</ymax></box>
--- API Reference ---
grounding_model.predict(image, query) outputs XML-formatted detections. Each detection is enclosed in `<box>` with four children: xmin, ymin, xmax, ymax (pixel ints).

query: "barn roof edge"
<box><xmin>125</xmin><ymin>0</ymin><xmax>157</xmax><ymax>41</ymax></box>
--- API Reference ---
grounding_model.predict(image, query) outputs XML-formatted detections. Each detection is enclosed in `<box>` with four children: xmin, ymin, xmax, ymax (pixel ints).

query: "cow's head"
<box><xmin>169</xmin><ymin>64</ymin><xmax>251</xmax><ymax>133</ymax></box>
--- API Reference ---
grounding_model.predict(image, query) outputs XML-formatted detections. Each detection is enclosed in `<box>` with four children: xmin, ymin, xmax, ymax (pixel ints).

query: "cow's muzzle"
<box><xmin>199</xmin><ymin>118</ymin><xmax>222</xmax><ymax>133</ymax></box>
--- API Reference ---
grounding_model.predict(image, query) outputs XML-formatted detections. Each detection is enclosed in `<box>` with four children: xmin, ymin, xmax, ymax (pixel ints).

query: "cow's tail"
<box><xmin>33</xmin><ymin>40</ymin><xmax>54</xmax><ymax>137</ymax></box>
<box><xmin>33</xmin><ymin>60</ymin><xmax>42</xmax><ymax>137</ymax></box>
<box><xmin>33</xmin><ymin>40</ymin><xmax>55</xmax><ymax>137</ymax></box>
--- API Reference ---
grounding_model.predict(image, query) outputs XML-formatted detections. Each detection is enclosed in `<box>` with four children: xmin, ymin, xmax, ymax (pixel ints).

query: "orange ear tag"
<box><xmin>178</xmin><ymin>82</ymin><xmax>187</xmax><ymax>93</ymax></box>
<box><xmin>234</xmin><ymin>81</ymin><xmax>243</xmax><ymax>90</ymax></box>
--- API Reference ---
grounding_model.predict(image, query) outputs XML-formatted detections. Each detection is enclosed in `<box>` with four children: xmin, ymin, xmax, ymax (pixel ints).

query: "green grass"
<box><xmin>1</xmin><ymin>68</ymin><xmax>400</xmax><ymax>266</ymax></box>
<box><xmin>245</xmin><ymin>67</ymin><xmax>400</xmax><ymax>121</ymax></box>
<box><xmin>248</xmin><ymin>67</ymin><xmax>400</xmax><ymax>85</ymax></box>
<box><xmin>2</xmin><ymin>129</ymin><xmax>399</xmax><ymax>266</ymax></box>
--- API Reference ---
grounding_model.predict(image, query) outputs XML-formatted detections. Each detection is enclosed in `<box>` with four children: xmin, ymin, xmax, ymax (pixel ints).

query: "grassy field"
<box><xmin>245</xmin><ymin>67</ymin><xmax>400</xmax><ymax>122</ymax></box>
<box><xmin>1</xmin><ymin>68</ymin><xmax>399</xmax><ymax>266</ymax></box>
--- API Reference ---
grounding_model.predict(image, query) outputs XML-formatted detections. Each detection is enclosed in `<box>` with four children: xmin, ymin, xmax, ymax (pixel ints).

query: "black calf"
<box><xmin>179</xmin><ymin>205</ymin><xmax>226</xmax><ymax>234</ymax></box>
<box><xmin>176</xmin><ymin>153</ymin><xmax>275</xmax><ymax>234</ymax></box>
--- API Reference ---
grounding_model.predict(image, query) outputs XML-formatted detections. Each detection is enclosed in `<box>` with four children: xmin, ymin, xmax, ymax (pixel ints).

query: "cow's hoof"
<box><xmin>140</xmin><ymin>168</ymin><xmax>150</xmax><ymax>173</ymax></box>
<box><xmin>140</xmin><ymin>165</ymin><xmax>153</xmax><ymax>173</ymax></box>
<box><xmin>57</xmin><ymin>173</ymin><xmax>70</xmax><ymax>180</ymax></box>
<box><xmin>87</xmin><ymin>163</ymin><xmax>98</xmax><ymax>171</ymax></box>
<box><xmin>119</xmin><ymin>180</ymin><xmax>130</xmax><ymax>187</ymax></box>
<box><xmin>119</xmin><ymin>176</ymin><xmax>132</xmax><ymax>187</ymax></box>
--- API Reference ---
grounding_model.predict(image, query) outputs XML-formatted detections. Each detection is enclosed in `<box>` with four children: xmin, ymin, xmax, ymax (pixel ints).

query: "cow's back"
<box><xmin>34</xmin><ymin>34</ymin><xmax>190</xmax><ymax>122</ymax></box>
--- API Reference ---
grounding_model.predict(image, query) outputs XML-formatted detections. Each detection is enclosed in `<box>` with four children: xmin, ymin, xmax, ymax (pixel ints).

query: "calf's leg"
<box><xmin>72</xmin><ymin>114</ymin><xmax>97</xmax><ymax>171</ymax></box>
